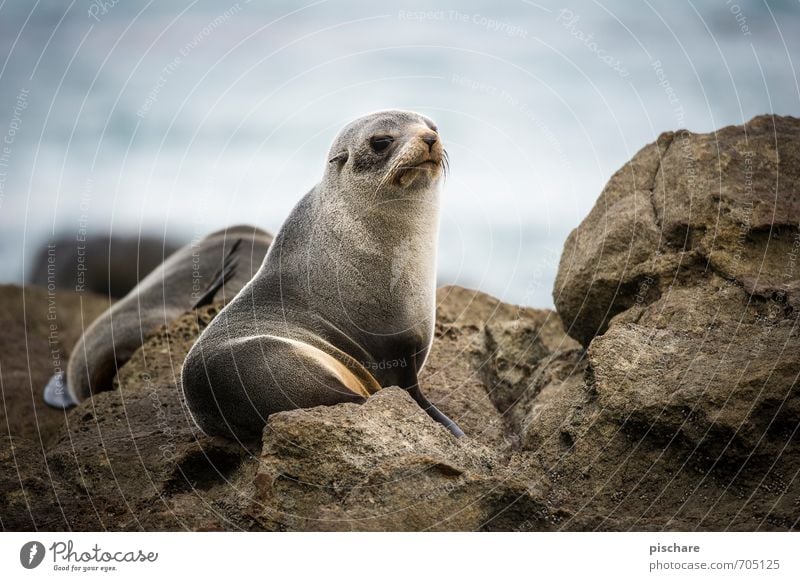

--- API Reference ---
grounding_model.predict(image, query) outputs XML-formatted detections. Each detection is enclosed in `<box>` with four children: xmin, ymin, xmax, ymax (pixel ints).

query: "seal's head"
<box><xmin>325</xmin><ymin>110</ymin><xmax>447</xmax><ymax>194</ymax></box>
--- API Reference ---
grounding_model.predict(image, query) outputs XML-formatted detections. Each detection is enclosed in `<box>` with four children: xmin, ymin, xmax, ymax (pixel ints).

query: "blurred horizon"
<box><xmin>1</xmin><ymin>0</ymin><xmax>798</xmax><ymax>307</ymax></box>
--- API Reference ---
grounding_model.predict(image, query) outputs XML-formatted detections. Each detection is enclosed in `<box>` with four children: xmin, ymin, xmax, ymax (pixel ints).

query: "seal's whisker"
<box><xmin>375</xmin><ymin>143</ymin><xmax>415</xmax><ymax>197</ymax></box>
<box><xmin>373</xmin><ymin>156</ymin><xmax>402</xmax><ymax>199</ymax></box>
<box><xmin>374</xmin><ymin>158</ymin><xmax>400</xmax><ymax>199</ymax></box>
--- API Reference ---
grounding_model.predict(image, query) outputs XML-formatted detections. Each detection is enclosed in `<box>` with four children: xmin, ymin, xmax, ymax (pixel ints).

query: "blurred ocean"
<box><xmin>0</xmin><ymin>0</ymin><xmax>798</xmax><ymax>307</ymax></box>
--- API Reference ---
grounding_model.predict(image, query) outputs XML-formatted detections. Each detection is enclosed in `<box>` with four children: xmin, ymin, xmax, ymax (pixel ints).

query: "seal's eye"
<box><xmin>370</xmin><ymin>136</ymin><xmax>393</xmax><ymax>153</ymax></box>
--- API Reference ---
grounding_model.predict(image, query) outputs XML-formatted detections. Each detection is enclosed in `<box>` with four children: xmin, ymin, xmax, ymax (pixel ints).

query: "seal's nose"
<box><xmin>420</xmin><ymin>132</ymin><xmax>438</xmax><ymax>151</ymax></box>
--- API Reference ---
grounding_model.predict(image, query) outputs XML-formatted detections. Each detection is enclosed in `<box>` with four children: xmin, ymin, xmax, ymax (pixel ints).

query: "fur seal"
<box><xmin>44</xmin><ymin>225</ymin><xmax>273</xmax><ymax>408</ymax></box>
<box><xmin>181</xmin><ymin>110</ymin><xmax>464</xmax><ymax>440</ymax></box>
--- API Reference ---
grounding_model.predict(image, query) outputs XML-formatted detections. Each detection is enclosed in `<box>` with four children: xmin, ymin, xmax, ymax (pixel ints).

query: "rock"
<box><xmin>0</xmin><ymin>436</ymin><xmax>88</xmax><ymax>530</ymax></box>
<box><xmin>554</xmin><ymin>115</ymin><xmax>800</xmax><ymax>347</ymax></box>
<box><xmin>251</xmin><ymin>388</ymin><xmax>552</xmax><ymax>531</ymax></box>
<box><xmin>514</xmin><ymin>344</ymin><xmax>800</xmax><ymax>530</ymax></box>
<box><xmin>538</xmin><ymin>114</ymin><xmax>800</xmax><ymax>530</ymax></box>
<box><xmin>424</xmin><ymin>285</ymin><xmax>579</xmax><ymax>451</ymax></box>
<box><xmin>42</xmin><ymin>304</ymin><xmax>259</xmax><ymax>531</ymax></box>
<box><xmin>28</xmin><ymin>234</ymin><xmax>183</xmax><ymax>298</ymax></box>
<box><xmin>0</xmin><ymin>285</ymin><xmax>574</xmax><ymax>531</ymax></box>
<box><xmin>0</xmin><ymin>285</ymin><xmax>109</xmax><ymax>445</ymax></box>
<box><xmin>590</xmin><ymin>277</ymin><xmax>800</xmax><ymax>459</ymax></box>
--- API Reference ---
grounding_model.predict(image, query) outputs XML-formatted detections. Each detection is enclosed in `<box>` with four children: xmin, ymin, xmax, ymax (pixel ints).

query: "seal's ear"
<box><xmin>328</xmin><ymin>151</ymin><xmax>348</xmax><ymax>166</ymax></box>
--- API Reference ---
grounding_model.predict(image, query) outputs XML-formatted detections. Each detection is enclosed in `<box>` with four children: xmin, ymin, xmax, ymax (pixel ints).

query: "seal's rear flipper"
<box><xmin>43</xmin><ymin>372</ymin><xmax>79</xmax><ymax>409</ymax></box>
<box><xmin>192</xmin><ymin>238</ymin><xmax>242</xmax><ymax>309</ymax></box>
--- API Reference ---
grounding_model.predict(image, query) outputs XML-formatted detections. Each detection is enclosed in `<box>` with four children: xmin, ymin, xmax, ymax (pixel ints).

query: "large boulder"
<box><xmin>251</xmin><ymin>388</ymin><xmax>552</xmax><ymax>531</ymax></box>
<box><xmin>554</xmin><ymin>115</ymin><xmax>800</xmax><ymax>347</ymax></box>
<box><xmin>538</xmin><ymin>114</ymin><xmax>800</xmax><ymax>530</ymax></box>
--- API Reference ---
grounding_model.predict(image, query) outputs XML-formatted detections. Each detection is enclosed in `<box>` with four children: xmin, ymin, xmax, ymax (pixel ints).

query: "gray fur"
<box><xmin>62</xmin><ymin>225</ymin><xmax>272</xmax><ymax>404</ymax></box>
<box><xmin>181</xmin><ymin>110</ymin><xmax>463</xmax><ymax>441</ymax></box>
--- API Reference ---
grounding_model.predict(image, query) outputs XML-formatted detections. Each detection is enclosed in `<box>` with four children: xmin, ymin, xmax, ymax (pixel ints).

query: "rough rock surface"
<box><xmin>1</xmin><ymin>285</ymin><xmax>572</xmax><ymax>531</ymax></box>
<box><xmin>252</xmin><ymin>388</ymin><xmax>552</xmax><ymax>531</ymax></box>
<box><xmin>554</xmin><ymin>115</ymin><xmax>800</xmax><ymax>346</ymax></box>
<box><xmin>0</xmin><ymin>285</ymin><xmax>109</xmax><ymax>445</ymax></box>
<box><xmin>541</xmin><ymin>114</ymin><xmax>800</xmax><ymax>530</ymax></box>
<box><xmin>1</xmin><ymin>115</ymin><xmax>798</xmax><ymax>531</ymax></box>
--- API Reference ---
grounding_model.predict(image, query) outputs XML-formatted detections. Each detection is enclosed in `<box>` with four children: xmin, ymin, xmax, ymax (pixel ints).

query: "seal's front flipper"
<box><xmin>43</xmin><ymin>372</ymin><xmax>78</xmax><ymax>409</ymax></box>
<box><xmin>402</xmin><ymin>354</ymin><xmax>465</xmax><ymax>438</ymax></box>
<box><xmin>192</xmin><ymin>238</ymin><xmax>242</xmax><ymax>309</ymax></box>
<box><xmin>432</xmin><ymin>405</ymin><xmax>465</xmax><ymax>438</ymax></box>
<box><xmin>410</xmin><ymin>386</ymin><xmax>465</xmax><ymax>438</ymax></box>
